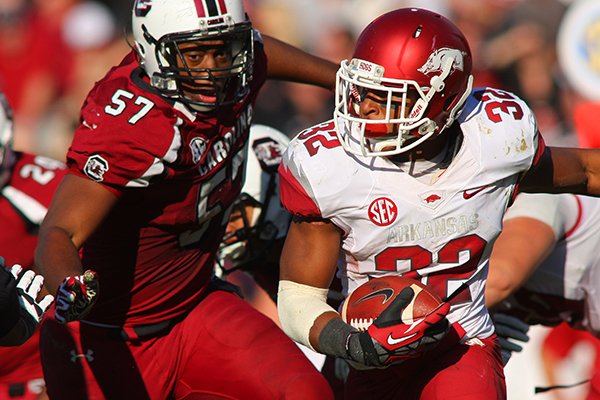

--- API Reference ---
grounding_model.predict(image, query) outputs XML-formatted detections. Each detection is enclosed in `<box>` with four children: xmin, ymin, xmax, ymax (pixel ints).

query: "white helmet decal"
<box><xmin>134</xmin><ymin>0</ymin><xmax>153</xmax><ymax>17</ymax></box>
<box><xmin>418</xmin><ymin>48</ymin><xmax>466</xmax><ymax>76</ymax></box>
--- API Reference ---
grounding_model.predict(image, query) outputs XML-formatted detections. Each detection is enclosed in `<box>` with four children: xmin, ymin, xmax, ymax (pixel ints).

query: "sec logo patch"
<box><xmin>368</xmin><ymin>197</ymin><xmax>397</xmax><ymax>227</ymax></box>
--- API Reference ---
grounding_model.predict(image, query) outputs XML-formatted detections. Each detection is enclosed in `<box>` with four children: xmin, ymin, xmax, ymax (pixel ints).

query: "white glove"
<box><xmin>492</xmin><ymin>312</ymin><xmax>530</xmax><ymax>366</ymax></box>
<box><xmin>11</xmin><ymin>265</ymin><xmax>54</xmax><ymax>337</ymax></box>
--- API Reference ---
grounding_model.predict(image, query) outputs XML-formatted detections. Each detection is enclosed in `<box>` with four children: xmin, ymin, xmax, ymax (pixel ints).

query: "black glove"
<box><xmin>492</xmin><ymin>312</ymin><xmax>530</xmax><ymax>366</ymax></box>
<box><xmin>0</xmin><ymin>257</ymin><xmax>20</xmax><ymax>337</ymax></box>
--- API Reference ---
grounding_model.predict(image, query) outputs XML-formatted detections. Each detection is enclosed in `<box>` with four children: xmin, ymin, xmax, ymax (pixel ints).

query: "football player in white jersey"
<box><xmin>276</xmin><ymin>7</ymin><xmax>600</xmax><ymax>400</ymax></box>
<box><xmin>486</xmin><ymin>192</ymin><xmax>600</xmax><ymax>397</ymax></box>
<box><xmin>487</xmin><ymin>193</ymin><xmax>600</xmax><ymax>333</ymax></box>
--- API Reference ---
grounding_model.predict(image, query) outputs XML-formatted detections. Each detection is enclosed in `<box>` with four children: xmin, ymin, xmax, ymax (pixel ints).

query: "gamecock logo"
<box><xmin>84</xmin><ymin>155</ymin><xmax>109</xmax><ymax>182</ymax></box>
<box><xmin>253</xmin><ymin>138</ymin><xmax>284</xmax><ymax>172</ymax></box>
<box><xmin>368</xmin><ymin>197</ymin><xmax>398</xmax><ymax>227</ymax></box>
<box><xmin>418</xmin><ymin>48</ymin><xmax>466</xmax><ymax>76</ymax></box>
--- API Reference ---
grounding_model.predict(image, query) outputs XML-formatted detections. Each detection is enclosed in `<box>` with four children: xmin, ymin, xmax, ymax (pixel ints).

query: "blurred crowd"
<box><xmin>0</xmin><ymin>0</ymin><xmax>598</xmax><ymax>161</ymax></box>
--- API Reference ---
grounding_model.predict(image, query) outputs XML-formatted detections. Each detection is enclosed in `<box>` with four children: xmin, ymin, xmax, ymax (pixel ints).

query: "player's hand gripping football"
<box><xmin>350</xmin><ymin>287</ymin><xmax>450</xmax><ymax>367</ymax></box>
<box><xmin>55</xmin><ymin>270</ymin><xmax>99</xmax><ymax>323</ymax></box>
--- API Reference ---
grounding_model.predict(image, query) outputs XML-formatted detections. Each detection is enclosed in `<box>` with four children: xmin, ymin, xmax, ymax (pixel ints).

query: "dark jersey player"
<box><xmin>0</xmin><ymin>93</ymin><xmax>61</xmax><ymax>398</ymax></box>
<box><xmin>35</xmin><ymin>0</ymin><xmax>337</xmax><ymax>399</ymax></box>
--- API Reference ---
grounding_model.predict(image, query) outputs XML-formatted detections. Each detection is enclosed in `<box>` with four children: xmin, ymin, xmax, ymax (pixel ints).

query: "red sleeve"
<box><xmin>531</xmin><ymin>130</ymin><xmax>546</xmax><ymax>169</ymax></box>
<box><xmin>278</xmin><ymin>163</ymin><xmax>321</xmax><ymax>218</ymax></box>
<box><xmin>66</xmin><ymin>68</ymin><xmax>177</xmax><ymax>193</ymax></box>
<box><xmin>8</xmin><ymin>153</ymin><xmax>67</xmax><ymax>207</ymax></box>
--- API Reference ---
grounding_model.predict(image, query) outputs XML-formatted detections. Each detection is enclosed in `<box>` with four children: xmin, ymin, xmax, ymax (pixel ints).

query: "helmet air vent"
<box><xmin>413</xmin><ymin>26</ymin><xmax>422</xmax><ymax>38</ymax></box>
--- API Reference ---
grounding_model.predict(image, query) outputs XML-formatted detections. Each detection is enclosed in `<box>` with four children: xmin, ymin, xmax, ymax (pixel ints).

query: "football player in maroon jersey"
<box><xmin>34</xmin><ymin>1</ymin><xmax>337</xmax><ymax>399</ymax></box>
<box><xmin>0</xmin><ymin>93</ymin><xmax>61</xmax><ymax>398</ymax></box>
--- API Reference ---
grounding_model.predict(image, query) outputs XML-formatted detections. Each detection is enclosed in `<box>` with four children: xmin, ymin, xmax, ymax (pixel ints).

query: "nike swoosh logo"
<box><xmin>387</xmin><ymin>331</ymin><xmax>418</xmax><ymax>346</ymax></box>
<box><xmin>355</xmin><ymin>288</ymin><xmax>395</xmax><ymax>305</ymax></box>
<box><xmin>463</xmin><ymin>185</ymin><xmax>488</xmax><ymax>199</ymax></box>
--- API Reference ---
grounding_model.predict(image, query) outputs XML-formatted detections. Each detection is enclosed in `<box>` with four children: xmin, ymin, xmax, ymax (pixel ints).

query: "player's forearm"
<box><xmin>35</xmin><ymin>226</ymin><xmax>84</xmax><ymax>294</ymax></box>
<box><xmin>263</xmin><ymin>35</ymin><xmax>338</xmax><ymax>90</ymax></box>
<box><xmin>581</xmin><ymin>148</ymin><xmax>600</xmax><ymax>196</ymax></box>
<box><xmin>486</xmin><ymin>218</ymin><xmax>556</xmax><ymax>307</ymax></box>
<box><xmin>485</xmin><ymin>276</ymin><xmax>514</xmax><ymax>309</ymax></box>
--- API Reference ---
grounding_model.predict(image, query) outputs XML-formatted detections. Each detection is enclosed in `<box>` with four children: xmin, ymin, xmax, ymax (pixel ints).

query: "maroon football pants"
<box><xmin>40</xmin><ymin>290</ymin><xmax>333</xmax><ymax>399</ymax></box>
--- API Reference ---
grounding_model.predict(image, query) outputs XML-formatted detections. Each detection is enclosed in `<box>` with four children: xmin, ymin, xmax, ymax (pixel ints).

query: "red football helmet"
<box><xmin>334</xmin><ymin>8</ymin><xmax>473</xmax><ymax>157</ymax></box>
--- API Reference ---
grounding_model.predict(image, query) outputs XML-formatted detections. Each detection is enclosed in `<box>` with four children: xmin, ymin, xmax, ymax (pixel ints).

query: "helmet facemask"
<box><xmin>142</xmin><ymin>21</ymin><xmax>253</xmax><ymax>111</ymax></box>
<box><xmin>334</xmin><ymin>54</ymin><xmax>473</xmax><ymax>158</ymax></box>
<box><xmin>218</xmin><ymin>192</ymin><xmax>282</xmax><ymax>273</ymax></box>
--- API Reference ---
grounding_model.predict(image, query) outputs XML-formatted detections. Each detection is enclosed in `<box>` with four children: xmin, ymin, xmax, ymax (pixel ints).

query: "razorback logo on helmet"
<box><xmin>368</xmin><ymin>197</ymin><xmax>398</xmax><ymax>227</ymax></box>
<box><xmin>84</xmin><ymin>155</ymin><xmax>109</xmax><ymax>182</ymax></box>
<box><xmin>190</xmin><ymin>137</ymin><xmax>208</xmax><ymax>164</ymax></box>
<box><xmin>252</xmin><ymin>138</ymin><xmax>284</xmax><ymax>172</ymax></box>
<box><xmin>417</xmin><ymin>48</ymin><xmax>466</xmax><ymax>76</ymax></box>
<box><xmin>134</xmin><ymin>0</ymin><xmax>152</xmax><ymax>17</ymax></box>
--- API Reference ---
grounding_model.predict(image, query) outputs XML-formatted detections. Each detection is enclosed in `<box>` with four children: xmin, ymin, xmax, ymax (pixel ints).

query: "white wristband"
<box><xmin>277</xmin><ymin>280</ymin><xmax>337</xmax><ymax>351</ymax></box>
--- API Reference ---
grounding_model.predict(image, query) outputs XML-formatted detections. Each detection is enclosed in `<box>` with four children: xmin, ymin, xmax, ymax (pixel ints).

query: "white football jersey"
<box><xmin>279</xmin><ymin>88</ymin><xmax>544</xmax><ymax>341</ymax></box>
<box><xmin>502</xmin><ymin>193</ymin><xmax>600</xmax><ymax>335</ymax></box>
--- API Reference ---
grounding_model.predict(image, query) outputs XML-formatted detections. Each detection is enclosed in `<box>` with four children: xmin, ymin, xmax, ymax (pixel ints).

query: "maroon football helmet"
<box><xmin>334</xmin><ymin>8</ymin><xmax>473</xmax><ymax>157</ymax></box>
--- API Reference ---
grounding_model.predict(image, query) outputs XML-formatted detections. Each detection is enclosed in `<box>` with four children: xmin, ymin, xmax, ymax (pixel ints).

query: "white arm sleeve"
<box><xmin>277</xmin><ymin>280</ymin><xmax>337</xmax><ymax>351</ymax></box>
<box><xmin>504</xmin><ymin>193</ymin><xmax>579</xmax><ymax>238</ymax></box>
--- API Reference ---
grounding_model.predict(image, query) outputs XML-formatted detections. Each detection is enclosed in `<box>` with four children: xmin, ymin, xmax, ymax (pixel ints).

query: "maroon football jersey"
<box><xmin>66</xmin><ymin>48</ymin><xmax>267</xmax><ymax>326</ymax></box>
<box><xmin>0</xmin><ymin>152</ymin><xmax>66</xmax><ymax>383</ymax></box>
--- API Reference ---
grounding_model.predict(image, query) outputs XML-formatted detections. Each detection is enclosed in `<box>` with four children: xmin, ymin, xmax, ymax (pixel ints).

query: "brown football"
<box><xmin>341</xmin><ymin>275</ymin><xmax>442</xmax><ymax>331</ymax></box>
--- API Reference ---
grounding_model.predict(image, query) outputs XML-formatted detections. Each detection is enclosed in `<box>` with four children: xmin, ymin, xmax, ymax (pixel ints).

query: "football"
<box><xmin>341</xmin><ymin>275</ymin><xmax>443</xmax><ymax>331</ymax></box>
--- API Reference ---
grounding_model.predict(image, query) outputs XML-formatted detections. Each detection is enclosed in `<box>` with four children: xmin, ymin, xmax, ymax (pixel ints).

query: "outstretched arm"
<box><xmin>262</xmin><ymin>35</ymin><xmax>338</xmax><ymax>91</ymax></box>
<box><xmin>520</xmin><ymin>146</ymin><xmax>600</xmax><ymax>196</ymax></box>
<box><xmin>35</xmin><ymin>174</ymin><xmax>117</xmax><ymax>293</ymax></box>
<box><xmin>486</xmin><ymin>216</ymin><xmax>556</xmax><ymax>308</ymax></box>
<box><xmin>35</xmin><ymin>174</ymin><xmax>117</xmax><ymax>322</ymax></box>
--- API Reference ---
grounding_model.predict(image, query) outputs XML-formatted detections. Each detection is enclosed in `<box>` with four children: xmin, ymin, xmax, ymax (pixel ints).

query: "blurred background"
<box><xmin>0</xmin><ymin>0</ymin><xmax>599</xmax><ymax>398</ymax></box>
